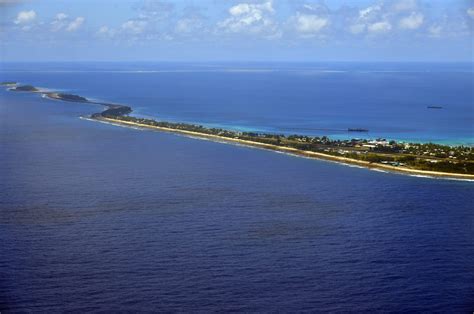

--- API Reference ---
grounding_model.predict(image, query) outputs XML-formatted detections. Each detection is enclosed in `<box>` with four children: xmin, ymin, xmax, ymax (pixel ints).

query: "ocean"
<box><xmin>0</xmin><ymin>62</ymin><xmax>473</xmax><ymax>312</ymax></box>
<box><xmin>2</xmin><ymin>62</ymin><xmax>473</xmax><ymax>144</ymax></box>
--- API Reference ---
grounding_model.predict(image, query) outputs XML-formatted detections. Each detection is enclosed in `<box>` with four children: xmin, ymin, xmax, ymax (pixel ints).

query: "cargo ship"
<box><xmin>348</xmin><ymin>128</ymin><xmax>369</xmax><ymax>132</ymax></box>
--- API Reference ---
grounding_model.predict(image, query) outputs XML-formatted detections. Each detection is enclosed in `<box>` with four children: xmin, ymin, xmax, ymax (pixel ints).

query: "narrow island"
<box><xmin>4</xmin><ymin>83</ymin><xmax>474</xmax><ymax>180</ymax></box>
<box><xmin>1</xmin><ymin>81</ymin><xmax>18</xmax><ymax>86</ymax></box>
<box><xmin>3</xmin><ymin>82</ymin><xmax>132</xmax><ymax>116</ymax></box>
<box><xmin>10</xmin><ymin>84</ymin><xmax>39</xmax><ymax>92</ymax></box>
<box><xmin>47</xmin><ymin>92</ymin><xmax>88</xmax><ymax>102</ymax></box>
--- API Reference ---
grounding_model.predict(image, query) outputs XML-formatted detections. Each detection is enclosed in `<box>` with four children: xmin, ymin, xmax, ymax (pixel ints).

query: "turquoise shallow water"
<box><xmin>0</xmin><ymin>62</ymin><xmax>473</xmax><ymax>312</ymax></box>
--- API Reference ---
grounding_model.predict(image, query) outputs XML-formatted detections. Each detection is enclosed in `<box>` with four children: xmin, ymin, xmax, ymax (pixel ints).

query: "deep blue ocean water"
<box><xmin>0</xmin><ymin>62</ymin><xmax>473</xmax><ymax>312</ymax></box>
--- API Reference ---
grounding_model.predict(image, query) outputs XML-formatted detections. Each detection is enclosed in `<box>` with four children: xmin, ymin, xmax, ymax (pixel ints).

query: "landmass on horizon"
<box><xmin>3</xmin><ymin>82</ymin><xmax>473</xmax><ymax>180</ymax></box>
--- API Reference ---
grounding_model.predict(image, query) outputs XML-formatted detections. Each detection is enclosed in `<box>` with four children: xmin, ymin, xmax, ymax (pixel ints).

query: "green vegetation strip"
<box><xmin>4</xmin><ymin>82</ymin><xmax>474</xmax><ymax>178</ymax></box>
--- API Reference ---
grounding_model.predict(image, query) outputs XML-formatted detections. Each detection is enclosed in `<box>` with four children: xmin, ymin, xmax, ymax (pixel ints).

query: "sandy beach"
<box><xmin>97</xmin><ymin>117</ymin><xmax>474</xmax><ymax>181</ymax></box>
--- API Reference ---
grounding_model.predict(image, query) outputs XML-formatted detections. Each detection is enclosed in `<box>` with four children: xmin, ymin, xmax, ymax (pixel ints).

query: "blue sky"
<box><xmin>1</xmin><ymin>0</ymin><xmax>473</xmax><ymax>62</ymax></box>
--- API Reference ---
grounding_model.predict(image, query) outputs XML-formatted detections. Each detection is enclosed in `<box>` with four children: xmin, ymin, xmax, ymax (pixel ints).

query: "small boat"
<box><xmin>427</xmin><ymin>106</ymin><xmax>443</xmax><ymax>109</ymax></box>
<box><xmin>348</xmin><ymin>128</ymin><xmax>369</xmax><ymax>132</ymax></box>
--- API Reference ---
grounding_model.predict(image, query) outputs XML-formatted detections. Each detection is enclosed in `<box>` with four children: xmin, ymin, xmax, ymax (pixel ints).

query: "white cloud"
<box><xmin>368</xmin><ymin>21</ymin><xmax>392</xmax><ymax>34</ymax></box>
<box><xmin>229</xmin><ymin>3</ymin><xmax>250</xmax><ymax>16</ymax></box>
<box><xmin>349</xmin><ymin>23</ymin><xmax>365</xmax><ymax>34</ymax></box>
<box><xmin>66</xmin><ymin>16</ymin><xmax>84</xmax><ymax>32</ymax></box>
<box><xmin>302</xmin><ymin>4</ymin><xmax>317</xmax><ymax>11</ymax></box>
<box><xmin>359</xmin><ymin>5</ymin><xmax>381</xmax><ymax>20</ymax></box>
<box><xmin>121</xmin><ymin>20</ymin><xmax>147</xmax><ymax>34</ymax></box>
<box><xmin>399</xmin><ymin>12</ymin><xmax>424</xmax><ymax>29</ymax></box>
<box><xmin>175</xmin><ymin>19</ymin><xmax>191</xmax><ymax>33</ymax></box>
<box><xmin>97</xmin><ymin>25</ymin><xmax>116</xmax><ymax>38</ymax></box>
<box><xmin>428</xmin><ymin>24</ymin><xmax>442</xmax><ymax>37</ymax></box>
<box><xmin>50</xmin><ymin>13</ymin><xmax>69</xmax><ymax>32</ymax></box>
<box><xmin>293</xmin><ymin>13</ymin><xmax>328</xmax><ymax>35</ymax></box>
<box><xmin>392</xmin><ymin>0</ymin><xmax>417</xmax><ymax>12</ymax></box>
<box><xmin>217</xmin><ymin>1</ymin><xmax>278</xmax><ymax>36</ymax></box>
<box><xmin>175</xmin><ymin>17</ymin><xmax>204</xmax><ymax>34</ymax></box>
<box><xmin>50</xmin><ymin>13</ymin><xmax>86</xmax><ymax>33</ymax></box>
<box><xmin>467</xmin><ymin>8</ymin><xmax>474</xmax><ymax>19</ymax></box>
<box><xmin>425</xmin><ymin>14</ymin><xmax>470</xmax><ymax>39</ymax></box>
<box><xmin>349</xmin><ymin>4</ymin><xmax>383</xmax><ymax>35</ymax></box>
<box><xmin>98</xmin><ymin>26</ymin><xmax>110</xmax><ymax>34</ymax></box>
<box><xmin>56</xmin><ymin>13</ymin><xmax>68</xmax><ymax>21</ymax></box>
<box><xmin>14</xmin><ymin>10</ymin><xmax>36</xmax><ymax>24</ymax></box>
<box><xmin>6</xmin><ymin>0</ymin><xmax>470</xmax><ymax>45</ymax></box>
<box><xmin>229</xmin><ymin>2</ymin><xmax>273</xmax><ymax>16</ymax></box>
<box><xmin>350</xmin><ymin>2</ymin><xmax>424</xmax><ymax>36</ymax></box>
<box><xmin>134</xmin><ymin>0</ymin><xmax>174</xmax><ymax>20</ymax></box>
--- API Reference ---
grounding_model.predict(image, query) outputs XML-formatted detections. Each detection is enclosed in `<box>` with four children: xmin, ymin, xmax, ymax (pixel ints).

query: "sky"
<box><xmin>0</xmin><ymin>0</ymin><xmax>473</xmax><ymax>62</ymax></box>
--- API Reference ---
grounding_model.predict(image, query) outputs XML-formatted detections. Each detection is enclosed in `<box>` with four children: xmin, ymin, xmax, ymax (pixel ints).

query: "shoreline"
<box><xmin>4</xmin><ymin>82</ymin><xmax>474</xmax><ymax>181</ymax></box>
<box><xmin>94</xmin><ymin>116</ymin><xmax>474</xmax><ymax>181</ymax></box>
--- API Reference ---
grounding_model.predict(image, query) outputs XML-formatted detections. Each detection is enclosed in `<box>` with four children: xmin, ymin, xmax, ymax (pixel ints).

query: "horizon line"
<box><xmin>1</xmin><ymin>60</ymin><xmax>473</xmax><ymax>64</ymax></box>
